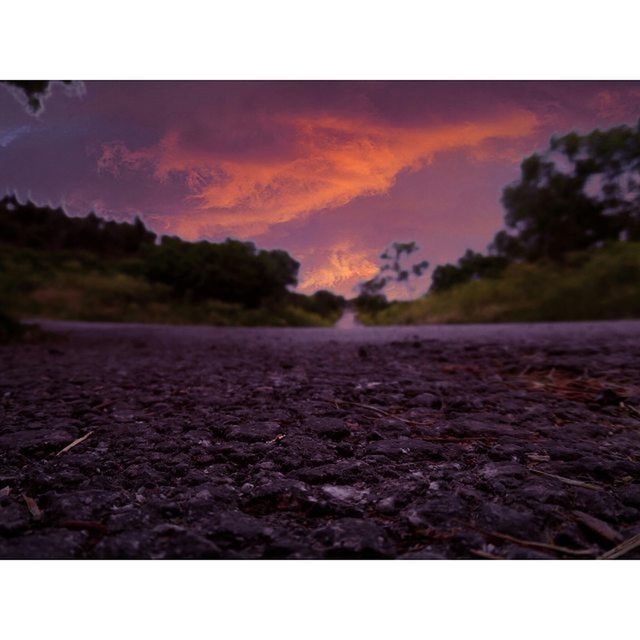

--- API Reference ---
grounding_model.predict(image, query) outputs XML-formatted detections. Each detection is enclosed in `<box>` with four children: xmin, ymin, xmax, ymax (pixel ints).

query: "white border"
<box><xmin>1</xmin><ymin>560</ymin><xmax>638</xmax><ymax>639</ymax></box>
<box><xmin>2</xmin><ymin>0</ymin><xmax>640</xmax><ymax>79</ymax></box>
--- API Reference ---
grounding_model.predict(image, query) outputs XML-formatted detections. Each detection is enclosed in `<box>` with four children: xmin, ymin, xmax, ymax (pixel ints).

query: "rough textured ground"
<box><xmin>2</xmin><ymin>319</ymin><xmax>640</xmax><ymax>559</ymax></box>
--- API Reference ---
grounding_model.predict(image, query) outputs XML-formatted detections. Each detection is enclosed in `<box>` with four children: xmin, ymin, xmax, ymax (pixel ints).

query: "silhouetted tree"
<box><xmin>0</xmin><ymin>197</ymin><xmax>306</xmax><ymax>312</ymax></box>
<box><xmin>1</xmin><ymin>80</ymin><xmax>77</xmax><ymax>113</ymax></box>
<box><xmin>427</xmin><ymin>121</ymin><xmax>640</xmax><ymax>297</ymax></box>
<box><xmin>288</xmin><ymin>290</ymin><xmax>346</xmax><ymax>317</ymax></box>
<box><xmin>2</xmin><ymin>81</ymin><xmax>51</xmax><ymax>112</ymax></box>
<box><xmin>491</xmin><ymin>121</ymin><xmax>640</xmax><ymax>262</ymax></box>
<box><xmin>359</xmin><ymin>241</ymin><xmax>429</xmax><ymax>297</ymax></box>
<box><xmin>0</xmin><ymin>194</ymin><xmax>156</xmax><ymax>255</ymax></box>
<box><xmin>142</xmin><ymin>236</ymin><xmax>299</xmax><ymax>308</ymax></box>
<box><xmin>430</xmin><ymin>250</ymin><xmax>509</xmax><ymax>293</ymax></box>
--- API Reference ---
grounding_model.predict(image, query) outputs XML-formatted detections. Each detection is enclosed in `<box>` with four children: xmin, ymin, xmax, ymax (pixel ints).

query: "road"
<box><xmin>1</xmin><ymin>319</ymin><xmax>640</xmax><ymax>558</ymax></box>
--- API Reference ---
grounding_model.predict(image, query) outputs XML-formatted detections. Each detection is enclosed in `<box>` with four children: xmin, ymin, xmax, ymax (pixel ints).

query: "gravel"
<box><xmin>1</xmin><ymin>318</ymin><xmax>640</xmax><ymax>559</ymax></box>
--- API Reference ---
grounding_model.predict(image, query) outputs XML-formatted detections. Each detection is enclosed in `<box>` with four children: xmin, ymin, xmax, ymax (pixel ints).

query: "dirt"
<box><xmin>1</xmin><ymin>319</ymin><xmax>640</xmax><ymax>559</ymax></box>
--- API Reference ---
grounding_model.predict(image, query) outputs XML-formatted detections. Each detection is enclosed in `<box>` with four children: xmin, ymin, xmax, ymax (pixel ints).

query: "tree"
<box><xmin>359</xmin><ymin>241</ymin><xmax>429</xmax><ymax>297</ymax></box>
<box><xmin>0</xmin><ymin>194</ymin><xmax>156</xmax><ymax>255</ymax></box>
<box><xmin>430</xmin><ymin>250</ymin><xmax>509</xmax><ymax>293</ymax></box>
<box><xmin>0</xmin><ymin>197</ymin><xmax>301</xmax><ymax>310</ymax></box>
<box><xmin>142</xmin><ymin>235</ymin><xmax>299</xmax><ymax>308</ymax></box>
<box><xmin>1</xmin><ymin>80</ymin><xmax>77</xmax><ymax>113</ymax></box>
<box><xmin>491</xmin><ymin>121</ymin><xmax>640</xmax><ymax>262</ymax></box>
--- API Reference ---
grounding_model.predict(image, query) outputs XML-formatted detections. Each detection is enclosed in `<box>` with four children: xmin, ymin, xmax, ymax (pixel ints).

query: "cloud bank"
<box><xmin>98</xmin><ymin>108</ymin><xmax>540</xmax><ymax>238</ymax></box>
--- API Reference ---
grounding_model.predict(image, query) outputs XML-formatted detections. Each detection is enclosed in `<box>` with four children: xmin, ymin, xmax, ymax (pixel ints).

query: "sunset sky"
<box><xmin>2</xmin><ymin>80</ymin><xmax>640</xmax><ymax>297</ymax></box>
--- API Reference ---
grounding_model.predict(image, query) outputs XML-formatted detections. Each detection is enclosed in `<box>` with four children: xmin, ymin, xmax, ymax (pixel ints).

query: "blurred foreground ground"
<box><xmin>1</xmin><ymin>319</ymin><xmax>640</xmax><ymax>559</ymax></box>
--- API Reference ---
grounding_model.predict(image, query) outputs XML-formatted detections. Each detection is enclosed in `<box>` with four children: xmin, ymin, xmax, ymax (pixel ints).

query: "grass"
<box><xmin>0</xmin><ymin>245</ymin><xmax>338</xmax><ymax>327</ymax></box>
<box><xmin>359</xmin><ymin>242</ymin><xmax>640</xmax><ymax>325</ymax></box>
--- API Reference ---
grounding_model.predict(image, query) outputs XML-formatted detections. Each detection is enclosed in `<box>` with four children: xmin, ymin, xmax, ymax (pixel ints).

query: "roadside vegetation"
<box><xmin>359</xmin><ymin>242</ymin><xmax>640</xmax><ymax>324</ymax></box>
<box><xmin>358</xmin><ymin>121</ymin><xmax>640</xmax><ymax>325</ymax></box>
<box><xmin>0</xmin><ymin>196</ymin><xmax>344</xmax><ymax>328</ymax></box>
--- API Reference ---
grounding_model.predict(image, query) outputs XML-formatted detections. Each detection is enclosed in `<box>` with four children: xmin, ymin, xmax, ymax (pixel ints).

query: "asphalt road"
<box><xmin>1</xmin><ymin>318</ymin><xmax>640</xmax><ymax>558</ymax></box>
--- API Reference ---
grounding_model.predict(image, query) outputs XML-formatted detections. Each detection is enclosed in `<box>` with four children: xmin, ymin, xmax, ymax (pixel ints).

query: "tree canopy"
<box><xmin>143</xmin><ymin>236</ymin><xmax>299</xmax><ymax>307</ymax></box>
<box><xmin>429</xmin><ymin>121</ymin><xmax>640</xmax><ymax>294</ymax></box>
<box><xmin>491</xmin><ymin>121</ymin><xmax>640</xmax><ymax>262</ymax></box>
<box><xmin>359</xmin><ymin>241</ymin><xmax>429</xmax><ymax>297</ymax></box>
<box><xmin>0</xmin><ymin>194</ymin><xmax>157</xmax><ymax>255</ymax></box>
<box><xmin>430</xmin><ymin>250</ymin><xmax>509</xmax><ymax>294</ymax></box>
<box><xmin>0</xmin><ymin>195</ymin><xmax>300</xmax><ymax>309</ymax></box>
<box><xmin>1</xmin><ymin>80</ymin><xmax>78</xmax><ymax>113</ymax></box>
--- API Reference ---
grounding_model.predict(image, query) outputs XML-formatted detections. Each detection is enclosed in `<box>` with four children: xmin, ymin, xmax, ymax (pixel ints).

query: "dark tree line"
<box><xmin>0</xmin><ymin>194</ymin><xmax>157</xmax><ymax>256</ymax></box>
<box><xmin>431</xmin><ymin>120</ymin><xmax>640</xmax><ymax>292</ymax></box>
<box><xmin>143</xmin><ymin>236</ymin><xmax>299</xmax><ymax>308</ymax></box>
<box><xmin>288</xmin><ymin>289</ymin><xmax>346</xmax><ymax>318</ymax></box>
<box><xmin>430</xmin><ymin>250</ymin><xmax>509</xmax><ymax>293</ymax></box>
<box><xmin>0</xmin><ymin>195</ymin><xmax>313</xmax><ymax>310</ymax></box>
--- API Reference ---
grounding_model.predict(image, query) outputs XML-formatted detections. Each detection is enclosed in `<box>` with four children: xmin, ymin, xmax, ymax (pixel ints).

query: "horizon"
<box><xmin>2</xmin><ymin>80</ymin><xmax>640</xmax><ymax>298</ymax></box>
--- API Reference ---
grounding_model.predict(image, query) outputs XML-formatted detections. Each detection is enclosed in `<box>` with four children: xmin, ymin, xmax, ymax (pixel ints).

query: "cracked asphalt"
<box><xmin>1</xmin><ymin>319</ymin><xmax>640</xmax><ymax>559</ymax></box>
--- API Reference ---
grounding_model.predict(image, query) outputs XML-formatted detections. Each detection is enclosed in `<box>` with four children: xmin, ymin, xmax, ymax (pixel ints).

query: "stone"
<box><xmin>314</xmin><ymin>518</ymin><xmax>395</xmax><ymax>558</ymax></box>
<box><xmin>411</xmin><ymin>393</ymin><xmax>442</xmax><ymax>409</ymax></box>
<box><xmin>227</xmin><ymin>421</ymin><xmax>282</xmax><ymax>442</ymax></box>
<box><xmin>303</xmin><ymin>417</ymin><xmax>350</xmax><ymax>440</ymax></box>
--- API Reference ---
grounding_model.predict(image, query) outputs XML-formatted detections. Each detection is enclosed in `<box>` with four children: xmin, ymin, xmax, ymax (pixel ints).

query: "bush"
<box><xmin>362</xmin><ymin>242</ymin><xmax>640</xmax><ymax>325</ymax></box>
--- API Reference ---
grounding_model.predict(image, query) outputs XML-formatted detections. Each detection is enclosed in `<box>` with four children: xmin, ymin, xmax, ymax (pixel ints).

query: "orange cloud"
<box><xmin>297</xmin><ymin>241</ymin><xmax>379</xmax><ymax>294</ymax></box>
<box><xmin>98</xmin><ymin>109</ymin><xmax>540</xmax><ymax>239</ymax></box>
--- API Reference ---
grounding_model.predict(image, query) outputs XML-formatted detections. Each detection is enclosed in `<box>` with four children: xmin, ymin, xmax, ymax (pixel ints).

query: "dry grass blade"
<box><xmin>60</xmin><ymin>519</ymin><xmax>108</xmax><ymax>534</ymax></box>
<box><xmin>22</xmin><ymin>494</ymin><xmax>43</xmax><ymax>520</ymax></box>
<box><xmin>482</xmin><ymin>529</ymin><xmax>596</xmax><ymax>557</ymax></box>
<box><xmin>527</xmin><ymin>453</ymin><xmax>551</xmax><ymax>462</ymax></box>
<box><xmin>412</xmin><ymin>434</ymin><xmax>495</xmax><ymax>443</ymax></box>
<box><xmin>334</xmin><ymin>400</ymin><xmax>498</xmax><ymax>442</ymax></box>
<box><xmin>470</xmin><ymin>549</ymin><xmax>503</xmax><ymax>560</ymax></box>
<box><xmin>93</xmin><ymin>399</ymin><xmax>115</xmax><ymax>411</ymax></box>
<box><xmin>335</xmin><ymin>399</ymin><xmax>416</xmax><ymax>424</ymax></box>
<box><xmin>56</xmin><ymin>430</ymin><xmax>93</xmax><ymax>456</ymax></box>
<box><xmin>621</xmin><ymin>402</ymin><xmax>640</xmax><ymax>419</ymax></box>
<box><xmin>529</xmin><ymin>468</ymin><xmax>602</xmax><ymax>491</ymax></box>
<box><xmin>335</xmin><ymin>399</ymin><xmax>445</xmax><ymax>431</ymax></box>
<box><xmin>517</xmin><ymin>369</ymin><xmax>640</xmax><ymax>404</ymax></box>
<box><xmin>573</xmin><ymin>511</ymin><xmax>623</xmax><ymax>544</ymax></box>
<box><xmin>598</xmin><ymin>533</ymin><xmax>640</xmax><ymax>560</ymax></box>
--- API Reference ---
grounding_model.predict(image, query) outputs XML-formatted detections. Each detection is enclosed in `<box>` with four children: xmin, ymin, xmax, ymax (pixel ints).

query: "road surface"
<box><xmin>1</xmin><ymin>319</ymin><xmax>640</xmax><ymax>558</ymax></box>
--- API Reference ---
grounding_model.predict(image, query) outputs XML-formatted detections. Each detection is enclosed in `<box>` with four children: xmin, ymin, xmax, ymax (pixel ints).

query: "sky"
<box><xmin>1</xmin><ymin>80</ymin><xmax>640</xmax><ymax>297</ymax></box>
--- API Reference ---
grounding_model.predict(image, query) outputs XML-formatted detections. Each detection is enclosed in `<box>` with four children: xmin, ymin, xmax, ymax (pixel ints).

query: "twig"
<box><xmin>335</xmin><ymin>399</ymin><xmax>441</xmax><ymax>428</ymax></box>
<box><xmin>621</xmin><ymin>402</ymin><xmax>640</xmax><ymax>420</ymax></box>
<box><xmin>529</xmin><ymin>468</ymin><xmax>602</xmax><ymax>491</ymax></box>
<box><xmin>56</xmin><ymin>431</ymin><xmax>94</xmax><ymax>456</ymax></box>
<box><xmin>60</xmin><ymin>520</ymin><xmax>108</xmax><ymax>534</ymax></box>
<box><xmin>93</xmin><ymin>399</ymin><xmax>115</xmax><ymax>411</ymax></box>
<box><xmin>470</xmin><ymin>549</ymin><xmax>504</xmax><ymax>560</ymax></box>
<box><xmin>266</xmin><ymin>433</ymin><xmax>286</xmax><ymax>445</ymax></box>
<box><xmin>480</xmin><ymin>529</ymin><xmax>596</xmax><ymax>557</ymax></box>
<box><xmin>22</xmin><ymin>494</ymin><xmax>43</xmax><ymax>521</ymax></box>
<box><xmin>572</xmin><ymin>511</ymin><xmax>623</xmax><ymax>544</ymax></box>
<box><xmin>598</xmin><ymin>533</ymin><xmax>640</xmax><ymax>560</ymax></box>
<box><xmin>335</xmin><ymin>399</ymin><xmax>417</xmax><ymax>424</ymax></box>
<box><xmin>411</xmin><ymin>434</ymin><xmax>496</xmax><ymax>443</ymax></box>
<box><xmin>334</xmin><ymin>399</ymin><xmax>497</xmax><ymax>442</ymax></box>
